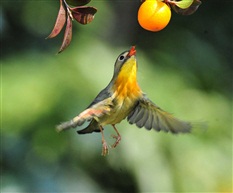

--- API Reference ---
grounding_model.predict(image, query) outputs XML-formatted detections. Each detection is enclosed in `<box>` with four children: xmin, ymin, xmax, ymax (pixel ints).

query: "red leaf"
<box><xmin>58</xmin><ymin>15</ymin><xmax>73</xmax><ymax>53</ymax></box>
<box><xmin>46</xmin><ymin>0</ymin><xmax>66</xmax><ymax>39</ymax></box>
<box><xmin>70</xmin><ymin>6</ymin><xmax>97</xmax><ymax>25</ymax></box>
<box><xmin>66</xmin><ymin>0</ymin><xmax>91</xmax><ymax>6</ymax></box>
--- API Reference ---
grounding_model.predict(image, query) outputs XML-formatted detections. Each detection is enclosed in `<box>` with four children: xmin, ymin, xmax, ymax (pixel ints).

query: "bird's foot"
<box><xmin>111</xmin><ymin>134</ymin><xmax>121</xmax><ymax>148</ymax></box>
<box><xmin>101</xmin><ymin>139</ymin><xmax>109</xmax><ymax>156</ymax></box>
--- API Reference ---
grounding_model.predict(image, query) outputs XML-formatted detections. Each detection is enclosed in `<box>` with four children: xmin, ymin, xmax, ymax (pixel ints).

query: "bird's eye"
<box><xmin>119</xmin><ymin>55</ymin><xmax>125</xmax><ymax>61</ymax></box>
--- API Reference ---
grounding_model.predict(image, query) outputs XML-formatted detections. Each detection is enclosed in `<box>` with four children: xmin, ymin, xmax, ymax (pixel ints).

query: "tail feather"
<box><xmin>56</xmin><ymin>103</ymin><xmax>111</xmax><ymax>133</ymax></box>
<box><xmin>56</xmin><ymin>117</ymin><xmax>85</xmax><ymax>132</ymax></box>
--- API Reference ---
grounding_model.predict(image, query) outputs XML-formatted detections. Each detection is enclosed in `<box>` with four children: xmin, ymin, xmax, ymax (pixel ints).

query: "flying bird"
<box><xmin>56</xmin><ymin>46</ymin><xmax>191</xmax><ymax>155</ymax></box>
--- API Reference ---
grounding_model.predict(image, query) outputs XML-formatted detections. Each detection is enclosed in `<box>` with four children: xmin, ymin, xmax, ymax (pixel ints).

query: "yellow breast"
<box><xmin>113</xmin><ymin>56</ymin><xmax>142</xmax><ymax>101</ymax></box>
<box><xmin>97</xmin><ymin>56</ymin><xmax>143</xmax><ymax>126</ymax></box>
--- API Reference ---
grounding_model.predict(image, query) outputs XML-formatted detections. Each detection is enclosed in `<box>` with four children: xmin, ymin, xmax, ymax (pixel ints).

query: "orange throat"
<box><xmin>113</xmin><ymin>64</ymin><xmax>142</xmax><ymax>100</ymax></box>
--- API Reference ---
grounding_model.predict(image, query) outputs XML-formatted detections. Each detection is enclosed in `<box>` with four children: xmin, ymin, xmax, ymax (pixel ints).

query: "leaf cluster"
<box><xmin>47</xmin><ymin>0</ymin><xmax>202</xmax><ymax>53</ymax></box>
<box><xmin>46</xmin><ymin>0</ymin><xmax>97</xmax><ymax>53</ymax></box>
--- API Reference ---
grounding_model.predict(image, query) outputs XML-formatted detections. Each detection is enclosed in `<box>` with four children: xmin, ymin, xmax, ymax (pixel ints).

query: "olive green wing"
<box><xmin>56</xmin><ymin>96</ymin><xmax>113</xmax><ymax>132</ymax></box>
<box><xmin>127</xmin><ymin>97</ymin><xmax>191</xmax><ymax>133</ymax></box>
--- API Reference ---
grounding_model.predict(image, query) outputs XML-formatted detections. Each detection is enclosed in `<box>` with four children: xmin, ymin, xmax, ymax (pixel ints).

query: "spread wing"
<box><xmin>56</xmin><ymin>95</ymin><xmax>113</xmax><ymax>132</ymax></box>
<box><xmin>127</xmin><ymin>97</ymin><xmax>191</xmax><ymax>133</ymax></box>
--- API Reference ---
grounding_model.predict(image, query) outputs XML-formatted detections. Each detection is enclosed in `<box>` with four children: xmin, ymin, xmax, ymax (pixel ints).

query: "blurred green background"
<box><xmin>1</xmin><ymin>0</ymin><xmax>232</xmax><ymax>192</ymax></box>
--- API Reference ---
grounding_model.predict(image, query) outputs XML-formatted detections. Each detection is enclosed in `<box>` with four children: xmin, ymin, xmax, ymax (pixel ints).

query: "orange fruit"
<box><xmin>138</xmin><ymin>0</ymin><xmax>171</xmax><ymax>32</ymax></box>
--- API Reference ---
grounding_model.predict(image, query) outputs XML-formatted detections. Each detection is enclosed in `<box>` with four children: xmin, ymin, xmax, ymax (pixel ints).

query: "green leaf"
<box><xmin>174</xmin><ymin>0</ymin><xmax>194</xmax><ymax>9</ymax></box>
<box><xmin>171</xmin><ymin>0</ymin><xmax>202</xmax><ymax>15</ymax></box>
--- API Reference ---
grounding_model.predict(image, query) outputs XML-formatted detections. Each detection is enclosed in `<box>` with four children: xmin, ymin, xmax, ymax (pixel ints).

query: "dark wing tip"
<box><xmin>77</xmin><ymin>120</ymin><xmax>101</xmax><ymax>134</ymax></box>
<box><xmin>127</xmin><ymin>97</ymin><xmax>192</xmax><ymax>134</ymax></box>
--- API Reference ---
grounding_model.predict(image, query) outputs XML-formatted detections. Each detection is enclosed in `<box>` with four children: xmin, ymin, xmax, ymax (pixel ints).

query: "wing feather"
<box><xmin>133</xmin><ymin>105</ymin><xmax>144</xmax><ymax>123</ymax></box>
<box><xmin>136</xmin><ymin>107</ymin><xmax>149</xmax><ymax>128</ymax></box>
<box><xmin>127</xmin><ymin>96</ymin><xmax>191</xmax><ymax>133</ymax></box>
<box><xmin>128</xmin><ymin>104</ymin><xmax>141</xmax><ymax>123</ymax></box>
<box><xmin>144</xmin><ymin>110</ymin><xmax>153</xmax><ymax>130</ymax></box>
<box><xmin>56</xmin><ymin>97</ymin><xmax>113</xmax><ymax>132</ymax></box>
<box><xmin>77</xmin><ymin>119</ymin><xmax>101</xmax><ymax>134</ymax></box>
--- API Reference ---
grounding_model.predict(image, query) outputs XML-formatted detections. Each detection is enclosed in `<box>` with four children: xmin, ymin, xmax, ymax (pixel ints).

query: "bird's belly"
<box><xmin>98</xmin><ymin>78</ymin><xmax>142</xmax><ymax>126</ymax></box>
<box><xmin>98</xmin><ymin>98</ymin><xmax>137</xmax><ymax>126</ymax></box>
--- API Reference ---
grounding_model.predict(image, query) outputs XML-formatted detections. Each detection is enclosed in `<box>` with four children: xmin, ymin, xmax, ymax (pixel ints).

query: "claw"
<box><xmin>101</xmin><ymin>139</ymin><xmax>109</xmax><ymax>156</ymax></box>
<box><xmin>111</xmin><ymin>134</ymin><xmax>121</xmax><ymax>148</ymax></box>
<box><xmin>99</xmin><ymin>125</ymin><xmax>109</xmax><ymax>156</ymax></box>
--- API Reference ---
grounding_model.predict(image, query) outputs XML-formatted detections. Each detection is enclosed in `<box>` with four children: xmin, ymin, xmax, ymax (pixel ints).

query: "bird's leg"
<box><xmin>99</xmin><ymin>125</ymin><xmax>109</xmax><ymax>156</ymax></box>
<box><xmin>111</xmin><ymin>124</ymin><xmax>121</xmax><ymax>148</ymax></box>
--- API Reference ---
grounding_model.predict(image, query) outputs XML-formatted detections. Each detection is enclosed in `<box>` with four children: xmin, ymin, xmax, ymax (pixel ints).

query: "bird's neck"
<box><xmin>112</xmin><ymin>63</ymin><xmax>142</xmax><ymax>100</ymax></box>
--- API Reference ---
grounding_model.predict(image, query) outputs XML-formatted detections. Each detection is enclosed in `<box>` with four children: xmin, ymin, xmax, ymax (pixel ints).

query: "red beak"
<box><xmin>128</xmin><ymin>46</ymin><xmax>136</xmax><ymax>57</ymax></box>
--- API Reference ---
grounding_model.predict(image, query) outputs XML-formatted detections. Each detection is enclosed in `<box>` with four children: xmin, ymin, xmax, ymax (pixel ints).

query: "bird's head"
<box><xmin>112</xmin><ymin>46</ymin><xmax>137</xmax><ymax>81</ymax></box>
<box><xmin>110</xmin><ymin>46</ymin><xmax>142</xmax><ymax>97</ymax></box>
